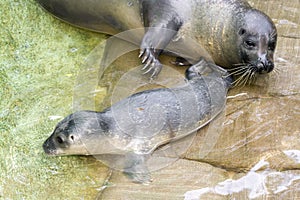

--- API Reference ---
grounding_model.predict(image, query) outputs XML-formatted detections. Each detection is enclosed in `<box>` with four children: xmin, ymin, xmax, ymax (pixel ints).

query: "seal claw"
<box><xmin>141</xmin><ymin>51</ymin><xmax>150</xmax><ymax>64</ymax></box>
<box><xmin>141</xmin><ymin>60</ymin><xmax>162</xmax><ymax>78</ymax></box>
<box><xmin>142</xmin><ymin>60</ymin><xmax>152</xmax><ymax>71</ymax></box>
<box><xmin>139</xmin><ymin>49</ymin><xmax>145</xmax><ymax>58</ymax></box>
<box><xmin>152</xmin><ymin>62</ymin><xmax>162</xmax><ymax>78</ymax></box>
<box><xmin>143</xmin><ymin>65</ymin><xmax>153</xmax><ymax>75</ymax></box>
<box><xmin>139</xmin><ymin>46</ymin><xmax>162</xmax><ymax>78</ymax></box>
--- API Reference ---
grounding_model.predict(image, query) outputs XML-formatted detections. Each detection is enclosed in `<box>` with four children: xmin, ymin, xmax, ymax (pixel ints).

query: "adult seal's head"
<box><xmin>236</xmin><ymin>9</ymin><xmax>277</xmax><ymax>75</ymax></box>
<box><xmin>187</xmin><ymin>1</ymin><xmax>277</xmax><ymax>85</ymax></box>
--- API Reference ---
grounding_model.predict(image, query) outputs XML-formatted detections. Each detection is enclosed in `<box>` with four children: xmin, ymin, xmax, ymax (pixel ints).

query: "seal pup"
<box><xmin>43</xmin><ymin>60</ymin><xmax>232</xmax><ymax>183</ymax></box>
<box><xmin>37</xmin><ymin>0</ymin><xmax>277</xmax><ymax>80</ymax></box>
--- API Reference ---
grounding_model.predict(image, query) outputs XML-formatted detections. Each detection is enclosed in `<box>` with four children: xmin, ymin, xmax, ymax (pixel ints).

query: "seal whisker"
<box><xmin>272</xmin><ymin>68</ymin><xmax>279</xmax><ymax>76</ymax></box>
<box><xmin>247</xmin><ymin>70</ymin><xmax>257</xmax><ymax>86</ymax></box>
<box><xmin>273</xmin><ymin>67</ymin><xmax>283</xmax><ymax>74</ymax></box>
<box><xmin>232</xmin><ymin>71</ymin><xmax>247</xmax><ymax>87</ymax></box>
<box><xmin>227</xmin><ymin>64</ymin><xmax>248</xmax><ymax>72</ymax></box>
<box><xmin>234</xmin><ymin>68</ymin><xmax>249</xmax><ymax>76</ymax></box>
<box><xmin>228</xmin><ymin>67</ymin><xmax>248</xmax><ymax>77</ymax></box>
<box><xmin>232</xmin><ymin>65</ymin><xmax>256</xmax><ymax>87</ymax></box>
<box><xmin>246</xmin><ymin>65</ymin><xmax>257</xmax><ymax>82</ymax></box>
<box><xmin>271</xmin><ymin>67</ymin><xmax>281</xmax><ymax>79</ymax></box>
<box><xmin>228</xmin><ymin>65</ymin><xmax>247</xmax><ymax>71</ymax></box>
<box><xmin>227</xmin><ymin>65</ymin><xmax>247</xmax><ymax>71</ymax></box>
<box><xmin>270</xmin><ymin>29</ymin><xmax>277</xmax><ymax>40</ymax></box>
<box><xmin>232</xmin><ymin>77</ymin><xmax>243</xmax><ymax>87</ymax></box>
<box><xmin>232</xmin><ymin>63</ymin><xmax>247</xmax><ymax>67</ymax></box>
<box><xmin>240</xmin><ymin>70</ymin><xmax>252</xmax><ymax>87</ymax></box>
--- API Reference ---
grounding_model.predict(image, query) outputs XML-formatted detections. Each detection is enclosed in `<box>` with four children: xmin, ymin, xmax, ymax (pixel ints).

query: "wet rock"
<box><xmin>184</xmin><ymin>160</ymin><xmax>300</xmax><ymax>200</ymax></box>
<box><xmin>99</xmin><ymin>159</ymin><xmax>228</xmax><ymax>200</ymax></box>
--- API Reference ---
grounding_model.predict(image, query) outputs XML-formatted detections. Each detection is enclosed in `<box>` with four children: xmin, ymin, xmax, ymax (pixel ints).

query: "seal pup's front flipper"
<box><xmin>123</xmin><ymin>152</ymin><xmax>152</xmax><ymax>184</ymax></box>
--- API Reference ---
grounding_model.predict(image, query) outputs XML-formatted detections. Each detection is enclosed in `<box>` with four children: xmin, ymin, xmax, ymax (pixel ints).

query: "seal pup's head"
<box><xmin>43</xmin><ymin>111</ymin><xmax>111</xmax><ymax>156</ymax></box>
<box><xmin>234</xmin><ymin>9</ymin><xmax>277</xmax><ymax>85</ymax></box>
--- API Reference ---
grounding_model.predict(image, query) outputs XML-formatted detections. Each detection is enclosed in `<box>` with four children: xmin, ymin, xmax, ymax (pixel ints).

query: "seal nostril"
<box><xmin>267</xmin><ymin>62</ymin><xmax>274</xmax><ymax>73</ymax></box>
<box><xmin>256</xmin><ymin>62</ymin><xmax>266</xmax><ymax>74</ymax></box>
<box><xmin>258</xmin><ymin>60</ymin><xmax>274</xmax><ymax>74</ymax></box>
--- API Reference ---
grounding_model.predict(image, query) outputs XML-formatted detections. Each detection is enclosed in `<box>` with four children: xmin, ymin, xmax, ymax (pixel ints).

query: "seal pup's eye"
<box><xmin>56</xmin><ymin>136</ymin><xmax>64</xmax><ymax>144</ymax></box>
<box><xmin>244</xmin><ymin>40</ymin><xmax>256</xmax><ymax>48</ymax></box>
<box><xmin>238</xmin><ymin>28</ymin><xmax>246</xmax><ymax>35</ymax></box>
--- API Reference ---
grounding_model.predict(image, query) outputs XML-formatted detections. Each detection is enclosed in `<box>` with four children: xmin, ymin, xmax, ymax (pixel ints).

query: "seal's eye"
<box><xmin>56</xmin><ymin>136</ymin><xmax>64</xmax><ymax>144</ymax></box>
<box><xmin>238</xmin><ymin>28</ymin><xmax>246</xmax><ymax>35</ymax></box>
<box><xmin>268</xmin><ymin>42</ymin><xmax>276</xmax><ymax>51</ymax></box>
<box><xmin>244</xmin><ymin>40</ymin><xmax>256</xmax><ymax>48</ymax></box>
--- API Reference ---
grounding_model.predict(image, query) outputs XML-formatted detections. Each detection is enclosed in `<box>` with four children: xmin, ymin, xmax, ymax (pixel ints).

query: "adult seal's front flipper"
<box><xmin>139</xmin><ymin>1</ymin><xmax>184</xmax><ymax>78</ymax></box>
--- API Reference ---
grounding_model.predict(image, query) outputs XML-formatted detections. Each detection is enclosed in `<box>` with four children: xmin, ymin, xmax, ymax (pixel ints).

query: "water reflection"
<box><xmin>185</xmin><ymin>159</ymin><xmax>300</xmax><ymax>199</ymax></box>
<box><xmin>284</xmin><ymin>150</ymin><xmax>300</xmax><ymax>164</ymax></box>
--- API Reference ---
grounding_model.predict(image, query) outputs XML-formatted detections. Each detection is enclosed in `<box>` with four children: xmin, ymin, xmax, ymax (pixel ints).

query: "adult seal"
<box><xmin>37</xmin><ymin>0</ymin><xmax>277</xmax><ymax>80</ymax></box>
<box><xmin>43</xmin><ymin>61</ymin><xmax>232</xmax><ymax>183</ymax></box>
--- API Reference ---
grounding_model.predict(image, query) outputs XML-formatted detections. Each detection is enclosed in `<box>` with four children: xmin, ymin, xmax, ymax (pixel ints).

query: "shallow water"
<box><xmin>0</xmin><ymin>0</ymin><xmax>299</xmax><ymax>199</ymax></box>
